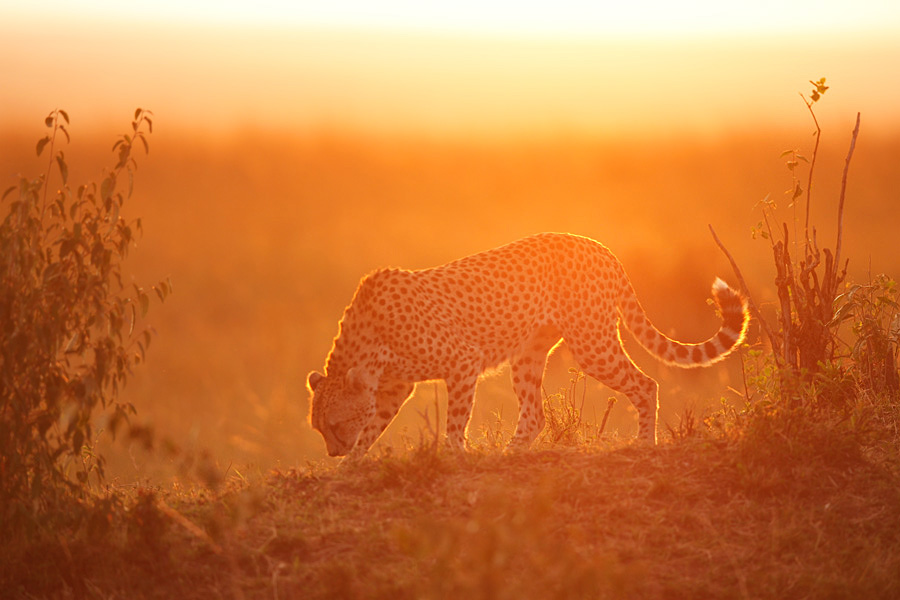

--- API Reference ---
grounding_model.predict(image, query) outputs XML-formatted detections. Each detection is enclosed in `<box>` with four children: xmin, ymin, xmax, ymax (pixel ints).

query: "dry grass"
<box><xmin>4</xmin><ymin>412</ymin><xmax>899</xmax><ymax>599</ymax></box>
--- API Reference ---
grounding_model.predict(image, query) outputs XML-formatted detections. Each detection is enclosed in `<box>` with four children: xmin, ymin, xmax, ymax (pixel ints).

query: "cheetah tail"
<box><xmin>618</xmin><ymin>277</ymin><xmax>750</xmax><ymax>368</ymax></box>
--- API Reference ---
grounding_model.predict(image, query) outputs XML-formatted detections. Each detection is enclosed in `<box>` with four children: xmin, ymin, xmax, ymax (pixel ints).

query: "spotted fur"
<box><xmin>306</xmin><ymin>233</ymin><xmax>749</xmax><ymax>457</ymax></box>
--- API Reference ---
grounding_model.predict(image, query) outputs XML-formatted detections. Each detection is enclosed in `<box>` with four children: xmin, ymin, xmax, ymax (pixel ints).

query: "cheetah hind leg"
<box><xmin>566</xmin><ymin>331</ymin><xmax>660</xmax><ymax>445</ymax></box>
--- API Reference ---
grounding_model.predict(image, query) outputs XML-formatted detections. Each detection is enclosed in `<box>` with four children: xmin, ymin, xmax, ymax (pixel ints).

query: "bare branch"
<box><xmin>833</xmin><ymin>112</ymin><xmax>861</xmax><ymax>289</ymax></box>
<box><xmin>774</xmin><ymin>236</ymin><xmax>795</xmax><ymax>371</ymax></box>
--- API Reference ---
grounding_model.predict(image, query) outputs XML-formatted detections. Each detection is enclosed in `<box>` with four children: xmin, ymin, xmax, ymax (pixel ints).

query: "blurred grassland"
<box><xmin>2</xmin><ymin>126</ymin><xmax>898</xmax><ymax>481</ymax></box>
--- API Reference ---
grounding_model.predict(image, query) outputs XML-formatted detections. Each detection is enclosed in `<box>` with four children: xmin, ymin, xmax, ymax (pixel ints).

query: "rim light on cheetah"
<box><xmin>306</xmin><ymin>233</ymin><xmax>749</xmax><ymax>457</ymax></box>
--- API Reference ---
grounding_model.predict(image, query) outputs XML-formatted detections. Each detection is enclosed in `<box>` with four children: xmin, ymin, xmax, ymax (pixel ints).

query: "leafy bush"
<box><xmin>0</xmin><ymin>109</ymin><xmax>168</xmax><ymax>534</ymax></box>
<box><xmin>832</xmin><ymin>274</ymin><xmax>900</xmax><ymax>399</ymax></box>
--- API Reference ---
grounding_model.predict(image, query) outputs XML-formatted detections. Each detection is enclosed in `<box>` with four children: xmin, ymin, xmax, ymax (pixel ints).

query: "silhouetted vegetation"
<box><xmin>0</xmin><ymin>109</ymin><xmax>167</xmax><ymax>539</ymax></box>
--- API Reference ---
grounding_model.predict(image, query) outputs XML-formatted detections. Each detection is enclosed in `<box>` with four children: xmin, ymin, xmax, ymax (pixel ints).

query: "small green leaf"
<box><xmin>828</xmin><ymin>302</ymin><xmax>855</xmax><ymax>327</ymax></box>
<box><xmin>154</xmin><ymin>280</ymin><xmax>171</xmax><ymax>301</ymax></box>
<box><xmin>116</xmin><ymin>144</ymin><xmax>130</xmax><ymax>169</ymax></box>
<box><xmin>59</xmin><ymin>239</ymin><xmax>75</xmax><ymax>259</ymax></box>
<box><xmin>134</xmin><ymin>107</ymin><xmax>142</xmax><ymax>120</ymax></box>
<box><xmin>101</xmin><ymin>174</ymin><xmax>116</xmax><ymax>202</ymax></box>
<box><xmin>108</xmin><ymin>197</ymin><xmax>121</xmax><ymax>230</ymax></box>
<box><xmin>59</xmin><ymin>109</ymin><xmax>70</xmax><ymax>124</ymax></box>
<box><xmin>73</xmin><ymin>430</ymin><xmax>84</xmax><ymax>454</ymax></box>
<box><xmin>139</xmin><ymin>291</ymin><xmax>150</xmax><ymax>317</ymax></box>
<box><xmin>56</xmin><ymin>152</ymin><xmax>68</xmax><ymax>184</ymax></box>
<box><xmin>36</xmin><ymin>136</ymin><xmax>51</xmax><ymax>156</ymax></box>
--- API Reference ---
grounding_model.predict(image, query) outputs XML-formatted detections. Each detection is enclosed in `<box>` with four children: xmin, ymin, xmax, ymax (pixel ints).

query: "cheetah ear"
<box><xmin>307</xmin><ymin>371</ymin><xmax>325</xmax><ymax>393</ymax></box>
<box><xmin>345</xmin><ymin>367</ymin><xmax>374</xmax><ymax>392</ymax></box>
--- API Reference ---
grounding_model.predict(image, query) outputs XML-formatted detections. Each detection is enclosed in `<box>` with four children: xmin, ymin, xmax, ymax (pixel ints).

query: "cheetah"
<box><xmin>307</xmin><ymin>233</ymin><xmax>749</xmax><ymax>457</ymax></box>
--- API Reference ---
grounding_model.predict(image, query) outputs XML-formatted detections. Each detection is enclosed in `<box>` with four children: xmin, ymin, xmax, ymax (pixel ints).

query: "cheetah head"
<box><xmin>306</xmin><ymin>367</ymin><xmax>376</xmax><ymax>457</ymax></box>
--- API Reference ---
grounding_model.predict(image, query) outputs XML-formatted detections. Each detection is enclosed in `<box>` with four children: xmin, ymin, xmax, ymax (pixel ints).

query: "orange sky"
<box><xmin>2</xmin><ymin>2</ymin><xmax>900</xmax><ymax>139</ymax></box>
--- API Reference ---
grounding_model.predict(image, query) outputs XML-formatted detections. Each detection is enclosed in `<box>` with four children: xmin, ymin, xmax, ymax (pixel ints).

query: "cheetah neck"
<box><xmin>323</xmin><ymin>277</ymin><xmax>387</xmax><ymax>379</ymax></box>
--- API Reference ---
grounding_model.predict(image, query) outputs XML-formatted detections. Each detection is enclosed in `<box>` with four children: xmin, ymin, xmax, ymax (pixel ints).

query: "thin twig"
<box><xmin>708</xmin><ymin>225</ymin><xmax>778</xmax><ymax>353</ymax></box>
<box><xmin>776</xmin><ymin>227</ymin><xmax>796</xmax><ymax>371</ymax></box>
<box><xmin>738</xmin><ymin>347</ymin><xmax>753</xmax><ymax>403</ymax></box>
<box><xmin>800</xmin><ymin>94</ymin><xmax>822</xmax><ymax>258</ymax></box>
<box><xmin>155</xmin><ymin>498</ymin><xmax>246</xmax><ymax>600</ymax></box>
<box><xmin>598</xmin><ymin>397</ymin><xmax>616</xmax><ymax>437</ymax></box>
<box><xmin>433</xmin><ymin>382</ymin><xmax>442</xmax><ymax>451</ymax></box>
<box><xmin>40</xmin><ymin>112</ymin><xmax>59</xmax><ymax>224</ymax></box>
<box><xmin>833</xmin><ymin>112</ymin><xmax>861</xmax><ymax>287</ymax></box>
<box><xmin>155</xmin><ymin>498</ymin><xmax>224</xmax><ymax>555</ymax></box>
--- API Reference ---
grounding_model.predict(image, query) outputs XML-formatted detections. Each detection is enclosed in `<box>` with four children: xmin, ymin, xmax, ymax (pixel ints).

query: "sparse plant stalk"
<box><xmin>597</xmin><ymin>397</ymin><xmax>616</xmax><ymax>437</ymax></box>
<box><xmin>713</xmin><ymin>79</ymin><xmax>867</xmax><ymax>405</ymax></box>
<box><xmin>800</xmin><ymin>78</ymin><xmax>828</xmax><ymax>254</ymax></box>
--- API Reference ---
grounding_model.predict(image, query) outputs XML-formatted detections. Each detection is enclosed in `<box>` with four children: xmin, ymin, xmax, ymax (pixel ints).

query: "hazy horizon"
<box><xmin>3</xmin><ymin>11</ymin><xmax>900</xmax><ymax>140</ymax></box>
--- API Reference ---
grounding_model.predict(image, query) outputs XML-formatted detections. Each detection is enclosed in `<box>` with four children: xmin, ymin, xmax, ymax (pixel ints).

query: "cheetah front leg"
<box><xmin>509</xmin><ymin>326</ymin><xmax>560</xmax><ymax>449</ymax></box>
<box><xmin>348</xmin><ymin>379</ymin><xmax>415</xmax><ymax>458</ymax></box>
<box><xmin>445</xmin><ymin>372</ymin><xmax>479</xmax><ymax>451</ymax></box>
<box><xmin>509</xmin><ymin>354</ymin><xmax>549</xmax><ymax>449</ymax></box>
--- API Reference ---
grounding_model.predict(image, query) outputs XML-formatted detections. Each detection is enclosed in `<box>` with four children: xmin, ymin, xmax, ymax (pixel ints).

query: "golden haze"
<box><xmin>5</xmin><ymin>125</ymin><xmax>899</xmax><ymax>478</ymax></box>
<box><xmin>3</xmin><ymin>23</ymin><xmax>900</xmax><ymax>137</ymax></box>
<box><xmin>2</xmin><ymin>21</ymin><xmax>900</xmax><ymax>479</ymax></box>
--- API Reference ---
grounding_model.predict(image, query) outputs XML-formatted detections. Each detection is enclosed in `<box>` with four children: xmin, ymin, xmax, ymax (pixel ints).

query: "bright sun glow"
<box><xmin>8</xmin><ymin>0</ymin><xmax>900</xmax><ymax>37</ymax></box>
<box><xmin>3</xmin><ymin>0</ymin><xmax>900</xmax><ymax>137</ymax></box>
